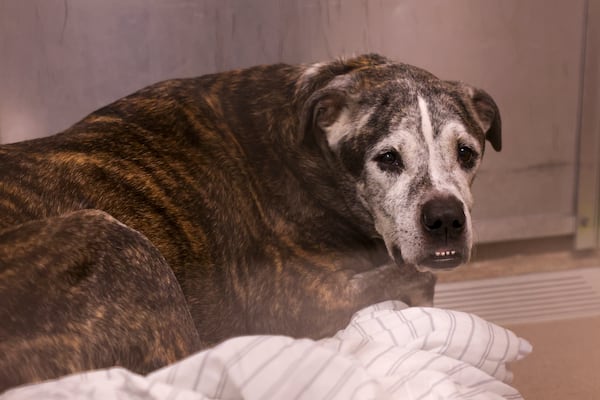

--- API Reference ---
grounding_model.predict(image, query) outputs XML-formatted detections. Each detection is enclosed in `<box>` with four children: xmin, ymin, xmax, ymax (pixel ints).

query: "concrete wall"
<box><xmin>0</xmin><ymin>0</ymin><xmax>588</xmax><ymax>243</ymax></box>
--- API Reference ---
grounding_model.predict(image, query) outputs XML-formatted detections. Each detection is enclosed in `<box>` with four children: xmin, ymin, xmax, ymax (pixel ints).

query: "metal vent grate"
<box><xmin>434</xmin><ymin>267</ymin><xmax>600</xmax><ymax>326</ymax></box>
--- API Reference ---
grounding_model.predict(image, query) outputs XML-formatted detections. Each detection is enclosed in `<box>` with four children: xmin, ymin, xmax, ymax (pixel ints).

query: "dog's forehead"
<box><xmin>336</xmin><ymin>74</ymin><xmax>483</xmax><ymax>178</ymax></box>
<box><xmin>358</xmin><ymin>76</ymin><xmax>455</xmax><ymax>114</ymax></box>
<box><xmin>355</xmin><ymin>76</ymin><xmax>483</xmax><ymax>147</ymax></box>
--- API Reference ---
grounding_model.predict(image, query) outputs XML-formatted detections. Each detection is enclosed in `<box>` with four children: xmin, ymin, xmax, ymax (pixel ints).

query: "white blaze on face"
<box><xmin>417</xmin><ymin>95</ymin><xmax>478</xmax><ymax>205</ymax></box>
<box><xmin>418</xmin><ymin>96</ymin><xmax>457</xmax><ymax>197</ymax></box>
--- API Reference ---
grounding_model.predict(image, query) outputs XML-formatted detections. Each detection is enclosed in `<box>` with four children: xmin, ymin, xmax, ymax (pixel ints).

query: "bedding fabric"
<box><xmin>1</xmin><ymin>301</ymin><xmax>531</xmax><ymax>400</ymax></box>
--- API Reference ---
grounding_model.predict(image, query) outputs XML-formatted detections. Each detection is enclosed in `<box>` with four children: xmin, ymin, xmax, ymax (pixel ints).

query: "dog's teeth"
<box><xmin>435</xmin><ymin>250</ymin><xmax>457</xmax><ymax>257</ymax></box>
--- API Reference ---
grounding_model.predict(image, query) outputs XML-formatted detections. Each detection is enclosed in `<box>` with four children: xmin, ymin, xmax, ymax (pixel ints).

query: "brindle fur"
<box><xmin>0</xmin><ymin>54</ymin><xmax>499</xmax><ymax>391</ymax></box>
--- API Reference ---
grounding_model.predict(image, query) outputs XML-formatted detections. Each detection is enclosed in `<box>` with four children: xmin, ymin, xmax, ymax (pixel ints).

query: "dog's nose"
<box><xmin>421</xmin><ymin>196</ymin><xmax>466</xmax><ymax>238</ymax></box>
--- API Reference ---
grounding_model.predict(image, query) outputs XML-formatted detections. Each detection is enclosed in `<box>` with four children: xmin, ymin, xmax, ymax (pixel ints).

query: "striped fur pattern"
<box><xmin>0</xmin><ymin>54</ymin><xmax>500</xmax><ymax>390</ymax></box>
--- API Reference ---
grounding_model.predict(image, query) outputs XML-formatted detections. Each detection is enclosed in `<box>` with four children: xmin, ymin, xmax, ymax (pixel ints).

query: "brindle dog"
<box><xmin>0</xmin><ymin>54</ymin><xmax>501</xmax><ymax>391</ymax></box>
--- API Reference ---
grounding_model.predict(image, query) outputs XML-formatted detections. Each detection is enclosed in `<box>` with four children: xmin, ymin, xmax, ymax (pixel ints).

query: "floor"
<box><xmin>435</xmin><ymin>240</ymin><xmax>600</xmax><ymax>399</ymax></box>
<box><xmin>509</xmin><ymin>316</ymin><xmax>600</xmax><ymax>400</ymax></box>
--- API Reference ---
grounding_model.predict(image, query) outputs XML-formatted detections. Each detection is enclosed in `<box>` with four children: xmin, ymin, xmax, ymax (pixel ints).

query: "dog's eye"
<box><xmin>457</xmin><ymin>144</ymin><xmax>478</xmax><ymax>169</ymax></box>
<box><xmin>374</xmin><ymin>151</ymin><xmax>403</xmax><ymax>172</ymax></box>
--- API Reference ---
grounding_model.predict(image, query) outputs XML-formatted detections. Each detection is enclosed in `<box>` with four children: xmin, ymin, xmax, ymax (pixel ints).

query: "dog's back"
<box><xmin>0</xmin><ymin>64</ymin><xmax>301</xmax><ymax>268</ymax></box>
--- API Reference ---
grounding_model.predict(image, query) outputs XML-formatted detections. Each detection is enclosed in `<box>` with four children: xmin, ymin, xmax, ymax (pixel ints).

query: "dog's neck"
<box><xmin>179</xmin><ymin>66</ymin><xmax>382</xmax><ymax>251</ymax></box>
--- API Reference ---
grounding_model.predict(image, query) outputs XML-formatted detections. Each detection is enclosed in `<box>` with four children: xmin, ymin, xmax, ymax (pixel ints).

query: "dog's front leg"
<box><xmin>306</xmin><ymin>263</ymin><xmax>436</xmax><ymax>337</ymax></box>
<box><xmin>348</xmin><ymin>263</ymin><xmax>436</xmax><ymax>308</ymax></box>
<box><xmin>247</xmin><ymin>261</ymin><xmax>436</xmax><ymax>339</ymax></box>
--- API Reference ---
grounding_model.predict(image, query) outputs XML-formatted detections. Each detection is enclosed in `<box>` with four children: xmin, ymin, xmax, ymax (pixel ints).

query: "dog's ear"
<box><xmin>299</xmin><ymin>88</ymin><xmax>349</xmax><ymax>151</ymax></box>
<box><xmin>470</xmin><ymin>87</ymin><xmax>502</xmax><ymax>152</ymax></box>
<box><xmin>310</xmin><ymin>89</ymin><xmax>348</xmax><ymax>132</ymax></box>
<box><xmin>450</xmin><ymin>82</ymin><xmax>502</xmax><ymax>152</ymax></box>
<box><xmin>295</xmin><ymin>54</ymin><xmax>389</xmax><ymax>147</ymax></box>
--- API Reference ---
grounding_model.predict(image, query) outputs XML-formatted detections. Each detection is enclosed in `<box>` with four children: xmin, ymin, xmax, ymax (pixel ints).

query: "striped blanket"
<box><xmin>1</xmin><ymin>301</ymin><xmax>531</xmax><ymax>400</ymax></box>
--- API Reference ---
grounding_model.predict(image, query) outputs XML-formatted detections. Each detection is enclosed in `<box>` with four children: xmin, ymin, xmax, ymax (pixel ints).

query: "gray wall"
<box><xmin>0</xmin><ymin>0</ymin><xmax>588</xmax><ymax>243</ymax></box>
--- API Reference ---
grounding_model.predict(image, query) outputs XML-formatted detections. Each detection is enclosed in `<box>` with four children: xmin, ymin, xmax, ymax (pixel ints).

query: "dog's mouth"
<box><xmin>390</xmin><ymin>244</ymin><xmax>467</xmax><ymax>271</ymax></box>
<box><xmin>418</xmin><ymin>248</ymin><xmax>464</xmax><ymax>271</ymax></box>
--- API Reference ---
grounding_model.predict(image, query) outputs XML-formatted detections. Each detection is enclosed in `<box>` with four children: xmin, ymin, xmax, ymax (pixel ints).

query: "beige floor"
<box><xmin>509</xmin><ymin>317</ymin><xmax>600</xmax><ymax>400</ymax></box>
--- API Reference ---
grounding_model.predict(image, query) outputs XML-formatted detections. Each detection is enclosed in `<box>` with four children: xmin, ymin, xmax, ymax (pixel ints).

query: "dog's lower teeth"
<box><xmin>435</xmin><ymin>250</ymin><xmax>456</xmax><ymax>257</ymax></box>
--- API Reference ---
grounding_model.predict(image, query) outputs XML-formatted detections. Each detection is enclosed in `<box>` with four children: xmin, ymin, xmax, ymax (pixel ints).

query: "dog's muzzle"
<box><xmin>419</xmin><ymin>194</ymin><xmax>467</xmax><ymax>269</ymax></box>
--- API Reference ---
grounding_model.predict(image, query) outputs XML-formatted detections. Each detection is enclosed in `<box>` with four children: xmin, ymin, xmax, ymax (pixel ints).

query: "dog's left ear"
<box><xmin>471</xmin><ymin>87</ymin><xmax>502</xmax><ymax>152</ymax></box>
<box><xmin>451</xmin><ymin>82</ymin><xmax>502</xmax><ymax>152</ymax></box>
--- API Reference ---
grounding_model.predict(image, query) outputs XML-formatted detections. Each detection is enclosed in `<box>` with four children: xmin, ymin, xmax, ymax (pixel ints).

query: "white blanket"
<box><xmin>1</xmin><ymin>302</ymin><xmax>531</xmax><ymax>400</ymax></box>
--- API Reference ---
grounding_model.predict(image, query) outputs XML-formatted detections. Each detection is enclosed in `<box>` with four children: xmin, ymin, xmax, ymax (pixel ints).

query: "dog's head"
<box><xmin>298</xmin><ymin>54</ymin><xmax>501</xmax><ymax>271</ymax></box>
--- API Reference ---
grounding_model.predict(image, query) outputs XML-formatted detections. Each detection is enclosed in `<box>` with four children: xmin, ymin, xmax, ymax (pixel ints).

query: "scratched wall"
<box><xmin>0</xmin><ymin>0</ymin><xmax>587</xmax><ymax>242</ymax></box>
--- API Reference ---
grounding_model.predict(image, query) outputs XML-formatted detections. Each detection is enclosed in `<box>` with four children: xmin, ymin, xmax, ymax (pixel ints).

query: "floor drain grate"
<box><xmin>434</xmin><ymin>267</ymin><xmax>600</xmax><ymax>325</ymax></box>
